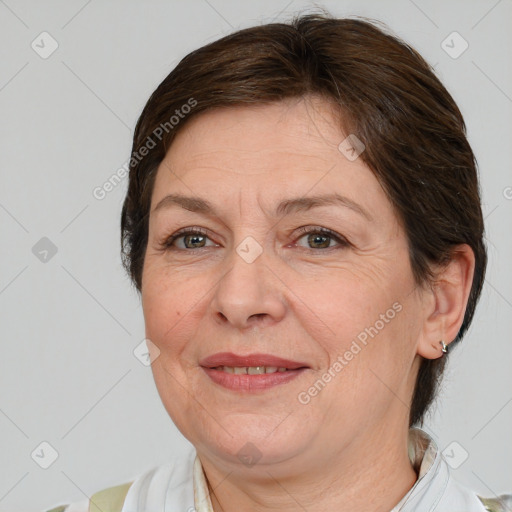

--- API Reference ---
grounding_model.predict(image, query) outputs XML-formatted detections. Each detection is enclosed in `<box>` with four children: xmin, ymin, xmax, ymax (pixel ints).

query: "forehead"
<box><xmin>167</xmin><ymin>97</ymin><xmax>344</xmax><ymax>167</ymax></box>
<box><xmin>150</xmin><ymin>98</ymin><xmax>392</xmax><ymax>223</ymax></box>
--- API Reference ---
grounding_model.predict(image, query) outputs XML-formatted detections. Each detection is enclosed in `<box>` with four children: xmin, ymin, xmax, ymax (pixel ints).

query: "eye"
<box><xmin>160</xmin><ymin>226</ymin><xmax>349</xmax><ymax>252</ymax></box>
<box><xmin>162</xmin><ymin>228</ymin><xmax>218</xmax><ymax>250</ymax></box>
<box><xmin>293</xmin><ymin>226</ymin><xmax>350</xmax><ymax>250</ymax></box>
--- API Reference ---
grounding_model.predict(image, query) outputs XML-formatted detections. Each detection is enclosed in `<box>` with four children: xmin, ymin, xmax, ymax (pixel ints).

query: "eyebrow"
<box><xmin>152</xmin><ymin>192</ymin><xmax>373</xmax><ymax>221</ymax></box>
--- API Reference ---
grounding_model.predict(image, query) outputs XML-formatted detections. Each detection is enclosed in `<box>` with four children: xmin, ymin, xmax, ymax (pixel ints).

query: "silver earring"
<box><xmin>440</xmin><ymin>340</ymin><xmax>448</xmax><ymax>354</ymax></box>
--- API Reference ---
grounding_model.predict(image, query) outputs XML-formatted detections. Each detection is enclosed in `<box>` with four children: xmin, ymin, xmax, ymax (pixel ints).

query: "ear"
<box><xmin>416</xmin><ymin>244</ymin><xmax>475</xmax><ymax>359</ymax></box>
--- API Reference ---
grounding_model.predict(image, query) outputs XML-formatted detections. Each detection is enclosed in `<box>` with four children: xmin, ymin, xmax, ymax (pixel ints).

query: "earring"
<box><xmin>440</xmin><ymin>340</ymin><xmax>448</xmax><ymax>354</ymax></box>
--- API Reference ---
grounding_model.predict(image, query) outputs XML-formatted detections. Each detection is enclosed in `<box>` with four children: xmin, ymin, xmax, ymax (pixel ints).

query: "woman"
<box><xmin>45</xmin><ymin>13</ymin><xmax>510</xmax><ymax>512</ymax></box>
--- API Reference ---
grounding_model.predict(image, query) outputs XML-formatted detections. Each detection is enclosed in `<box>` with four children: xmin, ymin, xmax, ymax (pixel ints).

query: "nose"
<box><xmin>209</xmin><ymin>243</ymin><xmax>286</xmax><ymax>330</ymax></box>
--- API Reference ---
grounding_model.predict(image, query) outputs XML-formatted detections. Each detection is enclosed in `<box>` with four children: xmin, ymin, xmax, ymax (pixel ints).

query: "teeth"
<box><xmin>216</xmin><ymin>366</ymin><xmax>287</xmax><ymax>374</ymax></box>
<box><xmin>248</xmin><ymin>366</ymin><xmax>265</xmax><ymax>375</ymax></box>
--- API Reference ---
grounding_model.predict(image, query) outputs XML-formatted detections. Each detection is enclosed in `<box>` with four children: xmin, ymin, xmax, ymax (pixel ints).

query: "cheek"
<box><xmin>296</xmin><ymin>266</ymin><xmax>404</xmax><ymax>342</ymax></box>
<box><xmin>298</xmin><ymin>260</ymin><xmax>417</xmax><ymax>391</ymax></box>
<box><xmin>324</xmin><ymin>291</ymin><xmax>419</xmax><ymax>404</ymax></box>
<box><xmin>303</xmin><ymin>308</ymin><xmax>415</xmax><ymax>436</ymax></box>
<box><xmin>141</xmin><ymin>269</ymin><xmax>193</xmax><ymax>359</ymax></box>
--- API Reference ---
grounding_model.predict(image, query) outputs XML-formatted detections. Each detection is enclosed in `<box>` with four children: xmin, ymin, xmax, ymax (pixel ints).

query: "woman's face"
<box><xmin>141</xmin><ymin>97</ymin><xmax>428</xmax><ymax>472</ymax></box>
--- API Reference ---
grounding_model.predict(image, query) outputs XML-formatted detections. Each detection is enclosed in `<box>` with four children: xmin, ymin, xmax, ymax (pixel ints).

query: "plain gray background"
<box><xmin>1</xmin><ymin>1</ymin><xmax>511</xmax><ymax>510</ymax></box>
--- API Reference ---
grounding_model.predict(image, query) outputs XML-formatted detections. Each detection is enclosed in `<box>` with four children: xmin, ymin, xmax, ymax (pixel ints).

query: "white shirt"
<box><xmin>56</xmin><ymin>428</ymin><xmax>499</xmax><ymax>512</ymax></box>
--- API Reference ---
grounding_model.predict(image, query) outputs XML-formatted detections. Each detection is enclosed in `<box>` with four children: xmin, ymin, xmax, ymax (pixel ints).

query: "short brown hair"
<box><xmin>121</xmin><ymin>13</ymin><xmax>487</xmax><ymax>428</ymax></box>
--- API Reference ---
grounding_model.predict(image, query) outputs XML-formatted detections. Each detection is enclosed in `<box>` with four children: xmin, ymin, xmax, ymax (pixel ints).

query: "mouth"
<box><xmin>200</xmin><ymin>352</ymin><xmax>310</xmax><ymax>392</ymax></box>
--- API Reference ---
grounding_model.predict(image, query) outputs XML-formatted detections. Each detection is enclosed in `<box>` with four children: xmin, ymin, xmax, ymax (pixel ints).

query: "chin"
<box><xmin>185</xmin><ymin>412</ymin><xmax>312</xmax><ymax>468</ymax></box>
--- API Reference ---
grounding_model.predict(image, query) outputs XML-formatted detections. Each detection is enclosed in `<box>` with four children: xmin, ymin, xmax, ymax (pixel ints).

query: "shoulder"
<box><xmin>122</xmin><ymin>447</ymin><xmax>196</xmax><ymax>511</ymax></box>
<box><xmin>43</xmin><ymin>482</ymin><xmax>133</xmax><ymax>512</ymax></box>
<box><xmin>440</xmin><ymin>474</ymin><xmax>511</xmax><ymax>512</ymax></box>
<box><xmin>42</xmin><ymin>448</ymin><xmax>196</xmax><ymax>512</ymax></box>
<box><xmin>477</xmin><ymin>492</ymin><xmax>512</xmax><ymax>512</ymax></box>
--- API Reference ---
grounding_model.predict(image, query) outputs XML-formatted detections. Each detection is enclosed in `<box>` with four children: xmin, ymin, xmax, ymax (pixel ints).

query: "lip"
<box><xmin>199</xmin><ymin>352</ymin><xmax>309</xmax><ymax>370</ymax></box>
<box><xmin>200</xmin><ymin>352</ymin><xmax>310</xmax><ymax>392</ymax></box>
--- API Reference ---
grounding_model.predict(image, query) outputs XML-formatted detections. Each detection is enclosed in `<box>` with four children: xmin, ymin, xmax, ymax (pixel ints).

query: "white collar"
<box><xmin>123</xmin><ymin>427</ymin><xmax>489</xmax><ymax>511</ymax></box>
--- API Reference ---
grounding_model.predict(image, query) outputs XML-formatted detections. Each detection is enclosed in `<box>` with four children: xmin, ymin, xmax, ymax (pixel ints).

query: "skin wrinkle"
<box><xmin>140</xmin><ymin>97</ymin><xmax>473</xmax><ymax>512</ymax></box>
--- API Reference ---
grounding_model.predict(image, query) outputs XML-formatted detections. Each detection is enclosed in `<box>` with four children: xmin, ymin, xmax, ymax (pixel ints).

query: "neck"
<box><xmin>199</xmin><ymin>422</ymin><xmax>419</xmax><ymax>512</ymax></box>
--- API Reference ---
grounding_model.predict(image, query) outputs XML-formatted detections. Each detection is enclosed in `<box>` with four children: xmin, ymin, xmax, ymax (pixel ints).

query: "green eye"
<box><xmin>294</xmin><ymin>227</ymin><xmax>349</xmax><ymax>250</ymax></box>
<box><xmin>163</xmin><ymin>228</ymin><xmax>215</xmax><ymax>250</ymax></box>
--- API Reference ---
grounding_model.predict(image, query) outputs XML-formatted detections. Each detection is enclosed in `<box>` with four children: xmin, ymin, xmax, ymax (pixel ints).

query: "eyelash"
<box><xmin>161</xmin><ymin>227</ymin><xmax>210</xmax><ymax>249</ymax></box>
<box><xmin>161</xmin><ymin>226</ymin><xmax>350</xmax><ymax>252</ymax></box>
<box><xmin>293</xmin><ymin>226</ymin><xmax>350</xmax><ymax>250</ymax></box>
